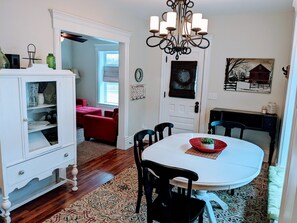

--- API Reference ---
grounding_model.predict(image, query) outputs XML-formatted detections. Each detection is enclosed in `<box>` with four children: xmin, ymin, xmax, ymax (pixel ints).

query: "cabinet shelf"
<box><xmin>28</xmin><ymin>124</ymin><xmax>57</xmax><ymax>133</ymax></box>
<box><xmin>27</xmin><ymin>104</ymin><xmax>56</xmax><ymax>110</ymax></box>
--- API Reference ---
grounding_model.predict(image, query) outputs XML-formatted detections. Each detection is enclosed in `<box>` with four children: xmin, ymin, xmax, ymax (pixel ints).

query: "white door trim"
<box><xmin>199</xmin><ymin>41</ymin><xmax>212</xmax><ymax>133</ymax></box>
<box><xmin>50</xmin><ymin>9</ymin><xmax>131</xmax><ymax>149</ymax></box>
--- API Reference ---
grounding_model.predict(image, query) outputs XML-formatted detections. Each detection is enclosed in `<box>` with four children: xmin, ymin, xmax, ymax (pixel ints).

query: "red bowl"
<box><xmin>189</xmin><ymin>137</ymin><xmax>227</xmax><ymax>153</ymax></box>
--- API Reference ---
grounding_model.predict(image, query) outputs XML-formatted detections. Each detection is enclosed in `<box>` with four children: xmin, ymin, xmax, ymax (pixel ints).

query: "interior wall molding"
<box><xmin>50</xmin><ymin>9</ymin><xmax>131</xmax><ymax>149</ymax></box>
<box><xmin>50</xmin><ymin>9</ymin><xmax>131</xmax><ymax>42</ymax></box>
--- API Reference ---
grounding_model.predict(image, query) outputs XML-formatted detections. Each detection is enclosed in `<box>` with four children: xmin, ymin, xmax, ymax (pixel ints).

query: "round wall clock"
<box><xmin>135</xmin><ymin>68</ymin><xmax>143</xmax><ymax>82</ymax></box>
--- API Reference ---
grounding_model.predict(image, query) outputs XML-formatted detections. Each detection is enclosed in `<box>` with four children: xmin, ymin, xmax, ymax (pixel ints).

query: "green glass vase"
<box><xmin>46</xmin><ymin>53</ymin><xmax>56</xmax><ymax>69</ymax></box>
<box><xmin>0</xmin><ymin>48</ymin><xmax>10</xmax><ymax>69</ymax></box>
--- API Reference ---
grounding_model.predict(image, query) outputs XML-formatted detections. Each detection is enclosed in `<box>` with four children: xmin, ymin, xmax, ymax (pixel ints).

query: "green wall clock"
<box><xmin>135</xmin><ymin>68</ymin><xmax>143</xmax><ymax>82</ymax></box>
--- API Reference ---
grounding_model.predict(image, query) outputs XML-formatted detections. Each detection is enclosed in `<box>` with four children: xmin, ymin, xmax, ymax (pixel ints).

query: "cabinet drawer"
<box><xmin>7</xmin><ymin>146</ymin><xmax>74</xmax><ymax>186</ymax></box>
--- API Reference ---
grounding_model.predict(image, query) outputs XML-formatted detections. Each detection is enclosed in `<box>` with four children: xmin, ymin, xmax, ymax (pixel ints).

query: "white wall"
<box><xmin>141</xmin><ymin>47</ymin><xmax>162</xmax><ymax>130</ymax></box>
<box><xmin>0</xmin><ymin>1</ymin><xmax>294</xmax><ymax>144</ymax></box>
<box><xmin>0</xmin><ymin>0</ymin><xmax>148</xmax><ymax>136</ymax></box>
<box><xmin>206</xmin><ymin>12</ymin><xmax>293</xmax><ymax>116</ymax></box>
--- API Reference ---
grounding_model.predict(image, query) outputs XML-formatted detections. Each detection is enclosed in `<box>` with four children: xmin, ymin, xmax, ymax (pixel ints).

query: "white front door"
<box><xmin>159</xmin><ymin>48</ymin><xmax>205</xmax><ymax>133</ymax></box>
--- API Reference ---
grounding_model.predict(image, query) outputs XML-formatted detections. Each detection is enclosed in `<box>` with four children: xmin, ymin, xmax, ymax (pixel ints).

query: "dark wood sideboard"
<box><xmin>208</xmin><ymin>108</ymin><xmax>278</xmax><ymax>165</ymax></box>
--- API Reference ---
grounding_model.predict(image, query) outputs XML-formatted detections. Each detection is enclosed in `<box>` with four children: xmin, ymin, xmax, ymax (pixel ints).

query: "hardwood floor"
<box><xmin>8</xmin><ymin>147</ymin><xmax>135</xmax><ymax>223</ymax></box>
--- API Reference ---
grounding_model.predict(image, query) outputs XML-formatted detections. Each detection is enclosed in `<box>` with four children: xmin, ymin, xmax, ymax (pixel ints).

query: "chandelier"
<box><xmin>146</xmin><ymin>0</ymin><xmax>210</xmax><ymax>60</ymax></box>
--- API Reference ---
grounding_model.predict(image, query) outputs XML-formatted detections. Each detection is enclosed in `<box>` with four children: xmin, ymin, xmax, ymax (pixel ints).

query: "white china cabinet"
<box><xmin>0</xmin><ymin>65</ymin><xmax>78</xmax><ymax>223</ymax></box>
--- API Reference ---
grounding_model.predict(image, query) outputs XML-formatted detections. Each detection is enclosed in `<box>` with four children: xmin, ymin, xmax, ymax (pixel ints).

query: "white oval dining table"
<box><xmin>142</xmin><ymin>133</ymin><xmax>264</xmax><ymax>223</ymax></box>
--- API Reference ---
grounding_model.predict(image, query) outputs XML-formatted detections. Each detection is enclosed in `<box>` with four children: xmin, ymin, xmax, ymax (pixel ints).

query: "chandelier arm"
<box><xmin>159</xmin><ymin>38</ymin><xmax>174</xmax><ymax>50</ymax></box>
<box><xmin>188</xmin><ymin>36</ymin><xmax>210</xmax><ymax>49</ymax></box>
<box><xmin>146</xmin><ymin>35</ymin><xmax>172</xmax><ymax>48</ymax></box>
<box><xmin>164</xmin><ymin>33</ymin><xmax>177</xmax><ymax>49</ymax></box>
<box><xmin>161</xmin><ymin>12</ymin><xmax>167</xmax><ymax>21</ymax></box>
<box><xmin>180</xmin><ymin>40</ymin><xmax>192</xmax><ymax>54</ymax></box>
<box><xmin>161</xmin><ymin>35</ymin><xmax>178</xmax><ymax>56</ymax></box>
<box><xmin>185</xmin><ymin>0</ymin><xmax>194</xmax><ymax>9</ymax></box>
<box><xmin>185</xmin><ymin>10</ymin><xmax>192</xmax><ymax>21</ymax></box>
<box><xmin>188</xmin><ymin>36</ymin><xmax>203</xmax><ymax>47</ymax></box>
<box><xmin>167</xmin><ymin>0</ymin><xmax>178</xmax><ymax>10</ymax></box>
<box><xmin>200</xmin><ymin>37</ymin><xmax>210</xmax><ymax>49</ymax></box>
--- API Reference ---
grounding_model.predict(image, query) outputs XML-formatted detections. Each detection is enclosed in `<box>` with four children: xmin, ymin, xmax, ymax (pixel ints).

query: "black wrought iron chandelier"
<box><xmin>146</xmin><ymin>0</ymin><xmax>210</xmax><ymax>60</ymax></box>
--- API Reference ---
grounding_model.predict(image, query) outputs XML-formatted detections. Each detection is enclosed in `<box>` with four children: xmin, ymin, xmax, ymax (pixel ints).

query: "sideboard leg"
<box><xmin>269</xmin><ymin>132</ymin><xmax>276</xmax><ymax>165</ymax></box>
<box><xmin>2</xmin><ymin>196</ymin><xmax>11</xmax><ymax>223</ymax></box>
<box><xmin>71</xmin><ymin>164</ymin><xmax>78</xmax><ymax>191</ymax></box>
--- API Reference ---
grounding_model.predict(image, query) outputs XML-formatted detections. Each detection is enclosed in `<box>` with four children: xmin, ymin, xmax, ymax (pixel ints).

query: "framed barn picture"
<box><xmin>224</xmin><ymin>58</ymin><xmax>275</xmax><ymax>94</ymax></box>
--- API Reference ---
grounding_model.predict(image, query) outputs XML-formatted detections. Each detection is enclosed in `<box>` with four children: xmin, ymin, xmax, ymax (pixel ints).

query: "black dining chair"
<box><xmin>133</xmin><ymin>129</ymin><xmax>155</xmax><ymax>213</ymax></box>
<box><xmin>142</xmin><ymin>160</ymin><xmax>205</xmax><ymax>223</ymax></box>
<box><xmin>154</xmin><ymin>122</ymin><xmax>174</xmax><ymax>142</ymax></box>
<box><xmin>209</xmin><ymin>120</ymin><xmax>246</xmax><ymax>139</ymax></box>
<box><xmin>209</xmin><ymin>120</ymin><xmax>246</xmax><ymax>195</ymax></box>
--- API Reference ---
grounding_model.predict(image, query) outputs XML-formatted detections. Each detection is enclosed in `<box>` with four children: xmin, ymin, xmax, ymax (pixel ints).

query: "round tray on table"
<box><xmin>189</xmin><ymin>137</ymin><xmax>227</xmax><ymax>153</ymax></box>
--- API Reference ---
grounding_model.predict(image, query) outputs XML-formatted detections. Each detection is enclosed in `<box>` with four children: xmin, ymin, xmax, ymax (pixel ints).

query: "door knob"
<box><xmin>195</xmin><ymin>102</ymin><xmax>199</xmax><ymax>113</ymax></box>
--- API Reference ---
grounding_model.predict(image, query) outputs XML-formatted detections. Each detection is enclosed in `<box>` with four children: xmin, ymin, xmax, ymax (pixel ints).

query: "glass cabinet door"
<box><xmin>26</xmin><ymin>81</ymin><xmax>58</xmax><ymax>154</ymax></box>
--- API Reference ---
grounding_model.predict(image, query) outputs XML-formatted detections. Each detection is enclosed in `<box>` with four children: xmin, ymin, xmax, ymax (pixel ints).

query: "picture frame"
<box><xmin>224</xmin><ymin>58</ymin><xmax>274</xmax><ymax>94</ymax></box>
<box><xmin>169</xmin><ymin>61</ymin><xmax>197</xmax><ymax>99</ymax></box>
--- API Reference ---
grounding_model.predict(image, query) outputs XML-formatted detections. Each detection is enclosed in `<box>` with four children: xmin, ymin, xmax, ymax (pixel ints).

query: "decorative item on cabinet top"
<box><xmin>0</xmin><ymin>47</ymin><xmax>10</xmax><ymax>68</ymax></box>
<box><xmin>130</xmin><ymin>84</ymin><xmax>145</xmax><ymax>100</ymax></box>
<box><xmin>46</xmin><ymin>53</ymin><xmax>56</xmax><ymax>69</ymax></box>
<box><xmin>5</xmin><ymin>54</ymin><xmax>20</xmax><ymax>69</ymax></box>
<box><xmin>23</xmin><ymin>44</ymin><xmax>41</xmax><ymax>68</ymax></box>
<box><xmin>70</xmin><ymin>68</ymin><xmax>80</xmax><ymax>79</ymax></box>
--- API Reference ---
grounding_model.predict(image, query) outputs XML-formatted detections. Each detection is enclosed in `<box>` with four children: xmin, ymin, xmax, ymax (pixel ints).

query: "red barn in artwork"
<box><xmin>249</xmin><ymin>64</ymin><xmax>271</xmax><ymax>84</ymax></box>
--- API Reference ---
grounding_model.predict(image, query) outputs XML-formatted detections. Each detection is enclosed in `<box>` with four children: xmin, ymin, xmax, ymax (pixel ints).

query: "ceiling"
<box><xmin>112</xmin><ymin>0</ymin><xmax>293</xmax><ymax>19</ymax></box>
<box><xmin>64</xmin><ymin>0</ymin><xmax>294</xmax><ymax>42</ymax></box>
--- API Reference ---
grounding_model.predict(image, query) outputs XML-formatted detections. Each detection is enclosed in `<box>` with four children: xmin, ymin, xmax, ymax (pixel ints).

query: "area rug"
<box><xmin>44</xmin><ymin>162</ymin><xmax>268</xmax><ymax>222</ymax></box>
<box><xmin>77</xmin><ymin>141</ymin><xmax>115</xmax><ymax>166</ymax></box>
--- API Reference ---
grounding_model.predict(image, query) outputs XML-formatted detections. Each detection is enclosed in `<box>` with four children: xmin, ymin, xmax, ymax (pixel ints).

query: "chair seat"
<box><xmin>151</xmin><ymin>192</ymin><xmax>205</xmax><ymax>223</ymax></box>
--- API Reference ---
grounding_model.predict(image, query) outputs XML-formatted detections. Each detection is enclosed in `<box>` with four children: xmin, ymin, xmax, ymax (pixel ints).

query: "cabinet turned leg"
<box><xmin>2</xmin><ymin>196</ymin><xmax>11</xmax><ymax>223</ymax></box>
<box><xmin>71</xmin><ymin>164</ymin><xmax>78</xmax><ymax>191</ymax></box>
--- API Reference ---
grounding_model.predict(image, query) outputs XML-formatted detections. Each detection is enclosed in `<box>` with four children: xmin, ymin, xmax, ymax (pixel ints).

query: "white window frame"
<box><xmin>96</xmin><ymin>44</ymin><xmax>119</xmax><ymax>109</ymax></box>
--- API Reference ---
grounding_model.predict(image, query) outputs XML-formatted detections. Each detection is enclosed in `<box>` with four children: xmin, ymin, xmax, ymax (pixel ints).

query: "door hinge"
<box><xmin>166</xmin><ymin>56</ymin><xmax>168</xmax><ymax>63</ymax></box>
<box><xmin>164</xmin><ymin>91</ymin><xmax>166</xmax><ymax>98</ymax></box>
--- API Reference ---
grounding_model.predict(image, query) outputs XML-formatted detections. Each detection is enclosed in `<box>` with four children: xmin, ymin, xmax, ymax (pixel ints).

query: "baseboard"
<box><xmin>116</xmin><ymin>135</ymin><xmax>133</xmax><ymax>150</ymax></box>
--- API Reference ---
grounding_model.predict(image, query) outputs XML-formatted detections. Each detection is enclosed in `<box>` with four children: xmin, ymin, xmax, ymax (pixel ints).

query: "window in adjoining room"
<box><xmin>97</xmin><ymin>49</ymin><xmax>119</xmax><ymax>106</ymax></box>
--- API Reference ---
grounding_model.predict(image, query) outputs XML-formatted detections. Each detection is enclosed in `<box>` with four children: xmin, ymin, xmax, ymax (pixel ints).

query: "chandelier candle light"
<box><xmin>146</xmin><ymin>0</ymin><xmax>210</xmax><ymax>60</ymax></box>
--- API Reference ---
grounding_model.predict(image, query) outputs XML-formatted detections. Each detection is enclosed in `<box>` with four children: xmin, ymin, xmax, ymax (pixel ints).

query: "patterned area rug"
<box><xmin>44</xmin><ymin>163</ymin><xmax>268</xmax><ymax>223</ymax></box>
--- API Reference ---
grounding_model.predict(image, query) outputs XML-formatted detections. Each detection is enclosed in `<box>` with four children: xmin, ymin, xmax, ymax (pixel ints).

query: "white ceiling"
<box><xmin>65</xmin><ymin>0</ymin><xmax>294</xmax><ymax>42</ymax></box>
<box><xmin>113</xmin><ymin>0</ymin><xmax>294</xmax><ymax>19</ymax></box>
